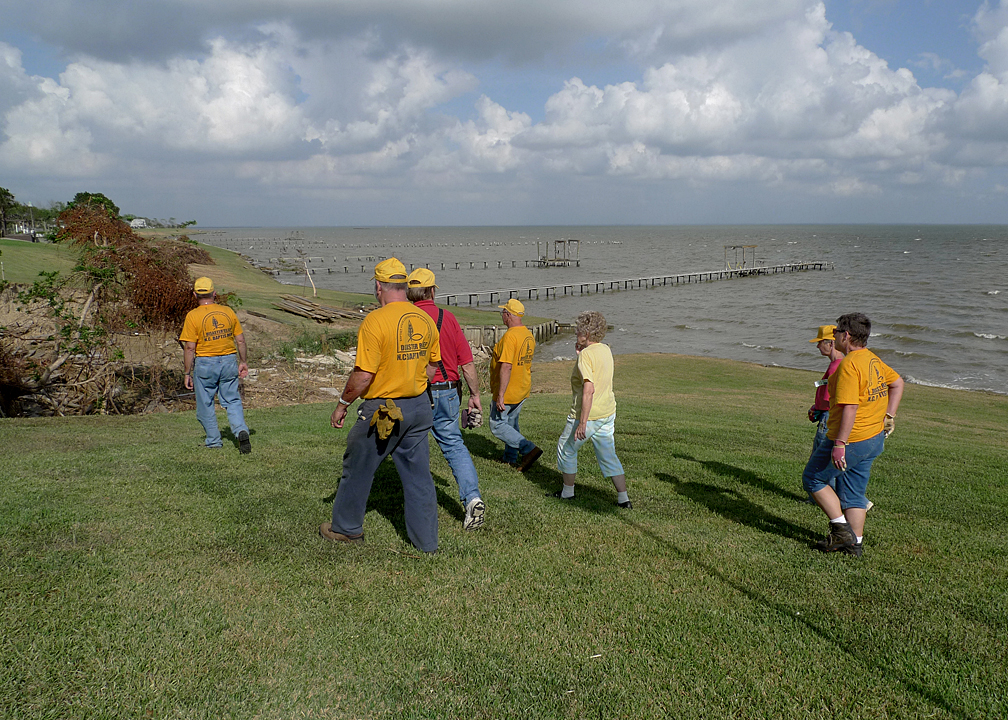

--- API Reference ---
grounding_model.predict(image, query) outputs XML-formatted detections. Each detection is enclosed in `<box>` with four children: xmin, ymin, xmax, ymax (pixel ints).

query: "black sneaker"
<box><xmin>617</xmin><ymin>500</ymin><xmax>633</xmax><ymax>509</ymax></box>
<box><xmin>548</xmin><ymin>490</ymin><xmax>573</xmax><ymax>501</ymax></box>
<box><xmin>814</xmin><ymin>521</ymin><xmax>856</xmax><ymax>553</ymax></box>
<box><xmin>843</xmin><ymin>541</ymin><xmax>864</xmax><ymax>558</ymax></box>
<box><xmin>238</xmin><ymin>430</ymin><xmax>251</xmax><ymax>454</ymax></box>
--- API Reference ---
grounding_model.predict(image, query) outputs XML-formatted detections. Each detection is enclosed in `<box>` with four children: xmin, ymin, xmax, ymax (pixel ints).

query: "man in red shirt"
<box><xmin>407</xmin><ymin>268</ymin><xmax>486</xmax><ymax>530</ymax></box>
<box><xmin>804</xmin><ymin>325</ymin><xmax>844</xmax><ymax>500</ymax></box>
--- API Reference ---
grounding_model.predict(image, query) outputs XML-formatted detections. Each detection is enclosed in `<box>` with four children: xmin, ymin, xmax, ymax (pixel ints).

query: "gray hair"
<box><xmin>406</xmin><ymin>286</ymin><xmax>434</xmax><ymax>302</ymax></box>
<box><xmin>378</xmin><ymin>280</ymin><xmax>407</xmax><ymax>292</ymax></box>
<box><xmin>575</xmin><ymin>311</ymin><xmax>607</xmax><ymax>343</ymax></box>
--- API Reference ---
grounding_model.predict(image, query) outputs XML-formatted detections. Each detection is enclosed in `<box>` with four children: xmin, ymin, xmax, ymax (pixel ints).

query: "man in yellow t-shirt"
<box><xmin>179</xmin><ymin>277</ymin><xmax>250</xmax><ymax>453</ymax></box>
<box><xmin>321</xmin><ymin>258</ymin><xmax>442</xmax><ymax>553</ymax></box>
<box><xmin>802</xmin><ymin>312</ymin><xmax>904</xmax><ymax>558</ymax></box>
<box><xmin>490</xmin><ymin>298</ymin><xmax>540</xmax><ymax>471</ymax></box>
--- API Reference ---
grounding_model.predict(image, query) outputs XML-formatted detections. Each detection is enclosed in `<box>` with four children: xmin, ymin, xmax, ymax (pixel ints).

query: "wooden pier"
<box><xmin>436</xmin><ymin>261</ymin><xmax>832</xmax><ymax>307</ymax></box>
<box><xmin>461</xmin><ymin>321</ymin><xmax>559</xmax><ymax>347</ymax></box>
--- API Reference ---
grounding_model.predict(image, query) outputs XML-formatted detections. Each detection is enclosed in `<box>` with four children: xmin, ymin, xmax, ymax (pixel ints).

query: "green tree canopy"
<box><xmin>0</xmin><ymin>187</ymin><xmax>16</xmax><ymax>237</ymax></box>
<box><xmin>68</xmin><ymin>192</ymin><xmax>120</xmax><ymax>220</ymax></box>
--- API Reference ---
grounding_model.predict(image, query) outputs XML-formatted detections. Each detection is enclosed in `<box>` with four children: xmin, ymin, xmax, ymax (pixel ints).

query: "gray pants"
<box><xmin>330</xmin><ymin>394</ymin><xmax>438</xmax><ymax>553</ymax></box>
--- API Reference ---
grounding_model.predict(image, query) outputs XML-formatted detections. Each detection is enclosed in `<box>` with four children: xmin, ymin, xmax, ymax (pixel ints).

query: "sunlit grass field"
<box><xmin>2</xmin><ymin>354</ymin><xmax>1006</xmax><ymax>718</ymax></box>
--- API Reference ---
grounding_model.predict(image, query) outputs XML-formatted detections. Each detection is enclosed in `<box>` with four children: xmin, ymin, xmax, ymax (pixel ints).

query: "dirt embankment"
<box><xmin>0</xmin><ymin>285</ymin><xmax>359</xmax><ymax>415</ymax></box>
<box><xmin>2</xmin><ymin>284</ymin><xmax>548</xmax><ymax>416</ymax></box>
<box><xmin>233</xmin><ymin>312</ymin><xmax>357</xmax><ymax>409</ymax></box>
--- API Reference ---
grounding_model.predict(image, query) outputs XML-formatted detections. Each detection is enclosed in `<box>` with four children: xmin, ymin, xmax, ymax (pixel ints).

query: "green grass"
<box><xmin>2</xmin><ymin>360</ymin><xmax>1006</xmax><ymax>717</ymax></box>
<box><xmin>0</xmin><ymin>237</ymin><xmax>79</xmax><ymax>284</ymax></box>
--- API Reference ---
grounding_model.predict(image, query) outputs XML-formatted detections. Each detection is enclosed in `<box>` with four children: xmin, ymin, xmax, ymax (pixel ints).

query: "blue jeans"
<box><xmin>802</xmin><ymin>431</ymin><xmax>884</xmax><ymax>510</ymax></box>
<box><xmin>556</xmin><ymin>413</ymin><xmax>625</xmax><ymax>476</ymax></box>
<box><xmin>331</xmin><ymin>394</ymin><xmax>438</xmax><ymax>553</ymax></box>
<box><xmin>193</xmin><ymin>354</ymin><xmax>248</xmax><ymax>448</ymax></box>
<box><xmin>489</xmin><ymin>399</ymin><xmax>536</xmax><ymax>463</ymax></box>
<box><xmin>430</xmin><ymin>387</ymin><xmax>481</xmax><ymax>505</ymax></box>
<box><xmin>807</xmin><ymin>410</ymin><xmax>835</xmax><ymax>498</ymax></box>
<box><xmin>813</xmin><ymin>410</ymin><xmax>829</xmax><ymax>452</ymax></box>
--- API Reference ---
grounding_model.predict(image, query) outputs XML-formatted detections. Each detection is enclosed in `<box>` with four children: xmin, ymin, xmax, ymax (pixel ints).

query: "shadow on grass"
<box><xmin>432</xmin><ymin>471</ymin><xmax>464</xmax><ymax>524</ymax></box>
<box><xmin>521</xmin><ymin>461</ymin><xmax>622</xmax><ymax>514</ymax></box>
<box><xmin>608</xmin><ymin>507</ymin><xmax>970</xmax><ymax>720</ymax></box>
<box><xmin>656</xmin><ymin>472</ymin><xmax>818</xmax><ymax>544</ymax></box>
<box><xmin>461</xmin><ymin>430</ymin><xmax>505</xmax><ymax>463</ymax></box>
<box><xmin>459</xmin><ymin>428</ymin><xmax>628</xmax><ymax>514</ymax></box>
<box><xmin>221</xmin><ymin>427</ymin><xmax>257</xmax><ymax>452</ymax></box>
<box><xmin>320</xmin><ymin>465</ymin><xmax>464</xmax><ymax>546</ymax></box>
<box><xmin>672</xmin><ymin>452</ymin><xmax>805</xmax><ymax>502</ymax></box>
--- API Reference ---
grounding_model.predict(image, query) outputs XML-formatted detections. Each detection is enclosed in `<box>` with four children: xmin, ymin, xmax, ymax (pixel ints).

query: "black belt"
<box><xmin>429</xmin><ymin>381</ymin><xmax>458</xmax><ymax>390</ymax></box>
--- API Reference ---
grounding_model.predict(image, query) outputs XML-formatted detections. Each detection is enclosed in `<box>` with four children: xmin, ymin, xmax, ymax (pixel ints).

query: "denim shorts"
<box><xmin>556</xmin><ymin>413</ymin><xmax>625</xmax><ymax>477</ymax></box>
<box><xmin>802</xmin><ymin>431</ymin><xmax>884</xmax><ymax>510</ymax></box>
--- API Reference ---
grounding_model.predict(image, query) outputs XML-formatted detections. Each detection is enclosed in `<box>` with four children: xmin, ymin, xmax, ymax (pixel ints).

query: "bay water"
<box><xmin>201</xmin><ymin>225</ymin><xmax>1007</xmax><ymax>395</ymax></box>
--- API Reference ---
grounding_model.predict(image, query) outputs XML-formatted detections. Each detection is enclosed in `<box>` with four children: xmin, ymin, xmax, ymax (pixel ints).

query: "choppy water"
<box><xmin>201</xmin><ymin>225</ymin><xmax>1007</xmax><ymax>394</ymax></box>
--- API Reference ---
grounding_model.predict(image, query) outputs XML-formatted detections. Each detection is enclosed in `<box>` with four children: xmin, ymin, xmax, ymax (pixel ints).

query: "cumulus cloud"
<box><xmin>2</xmin><ymin>1</ymin><xmax>1008</xmax><ymax>222</ymax></box>
<box><xmin>952</xmin><ymin>0</ymin><xmax>1008</xmax><ymax>143</ymax></box>
<box><xmin>516</xmin><ymin>3</ymin><xmax>955</xmax><ymax>189</ymax></box>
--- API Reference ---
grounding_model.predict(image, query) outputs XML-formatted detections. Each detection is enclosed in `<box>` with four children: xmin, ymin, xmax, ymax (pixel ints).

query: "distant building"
<box><xmin>130</xmin><ymin>218</ymin><xmax>147</xmax><ymax>229</ymax></box>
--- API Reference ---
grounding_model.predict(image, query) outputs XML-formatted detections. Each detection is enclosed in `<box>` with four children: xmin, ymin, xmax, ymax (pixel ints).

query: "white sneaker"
<box><xmin>463</xmin><ymin>497</ymin><xmax>485</xmax><ymax>530</ymax></box>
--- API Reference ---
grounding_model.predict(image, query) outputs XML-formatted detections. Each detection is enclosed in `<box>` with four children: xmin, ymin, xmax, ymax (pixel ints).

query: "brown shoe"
<box><xmin>814</xmin><ymin>521</ymin><xmax>856</xmax><ymax>553</ymax></box>
<box><xmin>319</xmin><ymin>522</ymin><xmax>364</xmax><ymax>543</ymax></box>
<box><xmin>516</xmin><ymin>446</ymin><xmax>543</xmax><ymax>472</ymax></box>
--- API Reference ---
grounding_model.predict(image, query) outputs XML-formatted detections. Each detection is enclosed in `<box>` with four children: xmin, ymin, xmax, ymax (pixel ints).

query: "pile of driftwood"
<box><xmin>0</xmin><ymin>286</ymin><xmax>186</xmax><ymax>418</ymax></box>
<box><xmin>273</xmin><ymin>294</ymin><xmax>373</xmax><ymax>322</ymax></box>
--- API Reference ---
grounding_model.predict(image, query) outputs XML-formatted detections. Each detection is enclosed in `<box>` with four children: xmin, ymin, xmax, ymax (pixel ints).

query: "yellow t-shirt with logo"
<box><xmin>491</xmin><ymin>325</ymin><xmax>535</xmax><ymax>404</ymax></box>
<box><xmin>569</xmin><ymin>342</ymin><xmax>617</xmax><ymax>421</ymax></box>
<box><xmin>826</xmin><ymin>348</ymin><xmax>900</xmax><ymax>443</ymax></box>
<box><xmin>356</xmin><ymin>301</ymin><xmax>441</xmax><ymax>399</ymax></box>
<box><xmin>179</xmin><ymin>304</ymin><xmax>243</xmax><ymax>357</ymax></box>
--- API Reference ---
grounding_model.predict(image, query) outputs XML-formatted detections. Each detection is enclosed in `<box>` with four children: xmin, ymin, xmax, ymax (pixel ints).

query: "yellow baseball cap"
<box><xmin>407</xmin><ymin>268</ymin><xmax>438</xmax><ymax>288</ymax></box>
<box><xmin>372</xmin><ymin>257</ymin><xmax>408</xmax><ymax>282</ymax></box>
<box><xmin>809</xmin><ymin>325</ymin><xmax>835</xmax><ymax>343</ymax></box>
<box><xmin>498</xmin><ymin>298</ymin><xmax>525</xmax><ymax>316</ymax></box>
<box><xmin>193</xmin><ymin>277</ymin><xmax>214</xmax><ymax>294</ymax></box>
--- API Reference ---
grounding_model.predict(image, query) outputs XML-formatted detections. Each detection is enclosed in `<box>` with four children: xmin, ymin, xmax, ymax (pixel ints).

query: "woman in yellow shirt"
<box><xmin>550</xmin><ymin>311</ymin><xmax>631</xmax><ymax>509</ymax></box>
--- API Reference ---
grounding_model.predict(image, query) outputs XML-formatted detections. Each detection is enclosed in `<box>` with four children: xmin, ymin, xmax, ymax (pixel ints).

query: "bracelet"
<box><xmin>338</xmin><ymin>397</ymin><xmax>352</xmax><ymax>406</ymax></box>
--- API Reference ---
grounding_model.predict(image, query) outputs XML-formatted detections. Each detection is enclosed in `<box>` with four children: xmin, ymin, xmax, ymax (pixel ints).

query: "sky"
<box><xmin>2</xmin><ymin>0</ymin><xmax>1008</xmax><ymax>226</ymax></box>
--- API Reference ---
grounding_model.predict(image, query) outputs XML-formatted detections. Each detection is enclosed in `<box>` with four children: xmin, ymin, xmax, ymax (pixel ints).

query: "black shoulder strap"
<box><xmin>434</xmin><ymin>309</ymin><xmax>449</xmax><ymax>383</ymax></box>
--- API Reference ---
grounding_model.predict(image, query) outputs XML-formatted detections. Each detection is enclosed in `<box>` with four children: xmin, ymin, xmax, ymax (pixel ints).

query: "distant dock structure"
<box><xmin>436</xmin><ymin>258</ymin><xmax>833</xmax><ymax>307</ymax></box>
<box><xmin>533</xmin><ymin>238</ymin><xmax>580</xmax><ymax>267</ymax></box>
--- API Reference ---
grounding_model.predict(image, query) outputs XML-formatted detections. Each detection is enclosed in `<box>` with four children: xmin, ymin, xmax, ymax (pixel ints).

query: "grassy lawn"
<box><xmin>0</xmin><ymin>237</ymin><xmax>79</xmax><ymax>283</ymax></box>
<box><xmin>2</xmin><ymin>354</ymin><xmax>1005</xmax><ymax>718</ymax></box>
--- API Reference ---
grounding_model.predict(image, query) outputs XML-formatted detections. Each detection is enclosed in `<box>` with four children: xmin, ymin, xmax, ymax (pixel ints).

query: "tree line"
<box><xmin>1</xmin><ymin>188</ymin><xmax>215</xmax><ymax>416</ymax></box>
<box><xmin>0</xmin><ymin>187</ymin><xmax>196</xmax><ymax>237</ymax></box>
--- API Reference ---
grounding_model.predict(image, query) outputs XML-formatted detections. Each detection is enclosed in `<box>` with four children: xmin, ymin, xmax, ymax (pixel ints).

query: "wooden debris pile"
<box><xmin>274</xmin><ymin>294</ymin><xmax>373</xmax><ymax>322</ymax></box>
